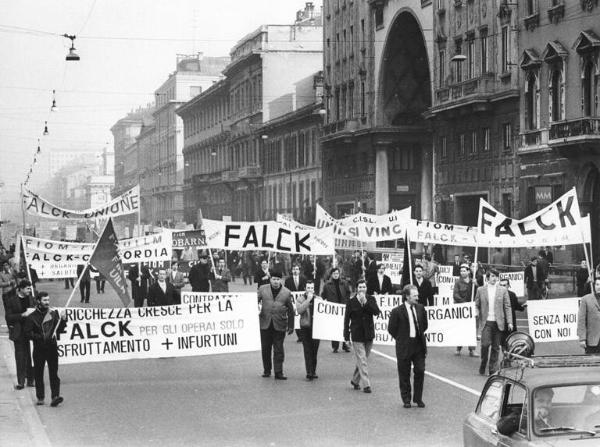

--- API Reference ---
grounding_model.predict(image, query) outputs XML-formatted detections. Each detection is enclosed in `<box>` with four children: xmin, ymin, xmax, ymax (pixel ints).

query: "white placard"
<box><xmin>312</xmin><ymin>297</ymin><xmax>346</xmax><ymax>341</ymax></box>
<box><xmin>526</xmin><ymin>297</ymin><xmax>579</xmax><ymax>343</ymax></box>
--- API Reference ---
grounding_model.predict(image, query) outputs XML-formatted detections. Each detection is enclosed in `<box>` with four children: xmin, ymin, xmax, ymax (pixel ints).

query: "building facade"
<box><xmin>321</xmin><ymin>0</ymin><xmax>434</xmax><ymax>219</ymax></box>
<box><xmin>517</xmin><ymin>1</ymin><xmax>600</xmax><ymax>265</ymax></box>
<box><xmin>428</xmin><ymin>0</ymin><xmax>520</xmax><ymax>261</ymax></box>
<box><xmin>179</xmin><ymin>3</ymin><xmax>323</xmax><ymax>223</ymax></box>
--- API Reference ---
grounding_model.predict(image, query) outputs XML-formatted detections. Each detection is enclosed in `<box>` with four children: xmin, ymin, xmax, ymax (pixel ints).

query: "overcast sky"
<box><xmin>0</xmin><ymin>0</ymin><xmax>322</xmax><ymax>223</ymax></box>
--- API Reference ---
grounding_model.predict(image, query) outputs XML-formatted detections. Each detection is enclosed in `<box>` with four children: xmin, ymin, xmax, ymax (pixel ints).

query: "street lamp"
<box><xmin>63</xmin><ymin>34</ymin><xmax>80</xmax><ymax>61</ymax></box>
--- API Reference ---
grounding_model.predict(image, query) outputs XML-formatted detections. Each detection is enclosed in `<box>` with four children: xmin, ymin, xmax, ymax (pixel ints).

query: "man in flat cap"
<box><xmin>257</xmin><ymin>269</ymin><xmax>294</xmax><ymax>380</ymax></box>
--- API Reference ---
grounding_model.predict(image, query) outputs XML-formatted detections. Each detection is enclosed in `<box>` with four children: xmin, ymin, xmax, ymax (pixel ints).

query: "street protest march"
<box><xmin>56</xmin><ymin>292</ymin><xmax>261</xmax><ymax>364</ymax></box>
<box><xmin>526</xmin><ymin>298</ymin><xmax>580</xmax><ymax>343</ymax></box>
<box><xmin>476</xmin><ymin>188</ymin><xmax>590</xmax><ymax>247</ymax></box>
<box><xmin>201</xmin><ymin>218</ymin><xmax>335</xmax><ymax>255</ymax></box>
<box><xmin>23</xmin><ymin>185</ymin><xmax>140</xmax><ymax>220</ymax></box>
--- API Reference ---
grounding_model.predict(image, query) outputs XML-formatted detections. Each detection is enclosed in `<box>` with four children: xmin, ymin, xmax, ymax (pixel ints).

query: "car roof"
<box><xmin>497</xmin><ymin>365</ymin><xmax>600</xmax><ymax>389</ymax></box>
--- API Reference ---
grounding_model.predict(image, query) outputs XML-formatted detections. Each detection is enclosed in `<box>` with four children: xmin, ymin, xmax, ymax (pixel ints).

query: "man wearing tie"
<box><xmin>167</xmin><ymin>262</ymin><xmax>185</xmax><ymax>304</ymax></box>
<box><xmin>475</xmin><ymin>268</ymin><xmax>512</xmax><ymax>375</ymax></box>
<box><xmin>147</xmin><ymin>269</ymin><xmax>176</xmax><ymax>306</ymax></box>
<box><xmin>366</xmin><ymin>264</ymin><xmax>393</xmax><ymax>295</ymax></box>
<box><xmin>284</xmin><ymin>264</ymin><xmax>307</xmax><ymax>343</ymax></box>
<box><xmin>388</xmin><ymin>284</ymin><xmax>428</xmax><ymax>408</ymax></box>
<box><xmin>254</xmin><ymin>260</ymin><xmax>271</xmax><ymax>288</ymax></box>
<box><xmin>211</xmin><ymin>258</ymin><xmax>232</xmax><ymax>292</ymax></box>
<box><xmin>344</xmin><ymin>279</ymin><xmax>380</xmax><ymax>393</ymax></box>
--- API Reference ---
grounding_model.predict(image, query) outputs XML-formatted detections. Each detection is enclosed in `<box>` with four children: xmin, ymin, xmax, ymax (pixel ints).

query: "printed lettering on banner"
<box><xmin>336</xmin><ymin>208</ymin><xmax>412</xmax><ymax>242</ymax></box>
<box><xmin>435</xmin><ymin>273</ymin><xmax>458</xmax><ymax>305</ymax></box>
<box><xmin>23</xmin><ymin>185</ymin><xmax>140</xmax><ymax>220</ymax></box>
<box><xmin>381</xmin><ymin>252</ymin><xmax>403</xmax><ymax>285</ymax></box>
<box><xmin>56</xmin><ymin>293</ymin><xmax>261</xmax><ymax>364</ymax></box>
<box><xmin>202</xmin><ymin>219</ymin><xmax>335</xmax><ymax>255</ymax></box>
<box><xmin>526</xmin><ymin>298</ymin><xmax>579</xmax><ymax>343</ymax></box>
<box><xmin>119</xmin><ymin>231</ymin><xmax>172</xmax><ymax>263</ymax></box>
<box><xmin>477</xmin><ymin>188</ymin><xmax>588</xmax><ymax>247</ymax></box>
<box><xmin>314</xmin><ymin>205</ymin><xmax>367</xmax><ymax>249</ymax></box>
<box><xmin>312</xmin><ymin>297</ymin><xmax>345</xmax><ymax>341</ymax></box>
<box><xmin>171</xmin><ymin>229</ymin><xmax>206</xmax><ymax>249</ymax></box>
<box><xmin>23</xmin><ymin>237</ymin><xmax>93</xmax><ymax>278</ymax></box>
<box><xmin>409</xmin><ymin>220</ymin><xmax>478</xmax><ymax>247</ymax></box>
<box><xmin>499</xmin><ymin>271</ymin><xmax>525</xmax><ymax>297</ymax></box>
<box><xmin>373</xmin><ymin>295</ymin><xmax>476</xmax><ymax>346</ymax></box>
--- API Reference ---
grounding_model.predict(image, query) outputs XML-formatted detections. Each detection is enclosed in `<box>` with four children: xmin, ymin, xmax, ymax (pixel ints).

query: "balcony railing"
<box><xmin>238</xmin><ymin>166</ymin><xmax>261</xmax><ymax>178</ymax></box>
<box><xmin>519</xmin><ymin>128</ymin><xmax>549</xmax><ymax>151</ymax></box>
<box><xmin>323</xmin><ymin>118</ymin><xmax>360</xmax><ymax>136</ymax></box>
<box><xmin>549</xmin><ymin>118</ymin><xmax>600</xmax><ymax>142</ymax></box>
<box><xmin>435</xmin><ymin>74</ymin><xmax>496</xmax><ymax>106</ymax></box>
<box><xmin>324</xmin><ymin>173</ymin><xmax>375</xmax><ymax>197</ymax></box>
<box><xmin>221</xmin><ymin>170</ymin><xmax>239</xmax><ymax>182</ymax></box>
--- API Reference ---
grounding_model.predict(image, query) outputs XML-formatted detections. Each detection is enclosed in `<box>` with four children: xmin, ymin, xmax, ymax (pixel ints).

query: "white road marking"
<box><xmin>371</xmin><ymin>348</ymin><xmax>481</xmax><ymax>397</ymax></box>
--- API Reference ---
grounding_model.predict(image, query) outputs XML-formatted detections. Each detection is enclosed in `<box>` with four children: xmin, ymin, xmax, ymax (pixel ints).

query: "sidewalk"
<box><xmin>0</xmin><ymin>326</ymin><xmax>51</xmax><ymax>446</ymax></box>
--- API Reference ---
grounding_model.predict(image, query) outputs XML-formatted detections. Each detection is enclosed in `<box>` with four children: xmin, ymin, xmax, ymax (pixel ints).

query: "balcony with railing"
<box><xmin>238</xmin><ymin>165</ymin><xmax>261</xmax><ymax>179</ymax></box>
<box><xmin>324</xmin><ymin>173</ymin><xmax>375</xmax><ymax>197</ymax></box>
<box><xmin>432</xmin><ymin>73</ymin><xmax>508</xmax><ymax>113</ymax></box>
<box><xmin>518</xmin><ymin>128</ymin><xmax>549</xmax><ymax>153</ymax></box>
<box><xmin>221</xmin><ymin>170</ymin><xmax>240</xmax><ymax>182</ymax></box>
<box><xmin>549</xmin><ymin>118</ymin><xmax>600</xmax><ymax>147</ymax></box>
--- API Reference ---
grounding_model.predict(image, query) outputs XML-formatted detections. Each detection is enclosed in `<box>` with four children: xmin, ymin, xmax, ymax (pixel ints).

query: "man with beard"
<box><xmin>24</xmin><ymin>291</ymin><xmax>67</xmax><ymax>406</ymax></box>
<box><xmin>2</xmin><ymin>279</ymin><xmax>35</xmax><ymax>389</ymax></box>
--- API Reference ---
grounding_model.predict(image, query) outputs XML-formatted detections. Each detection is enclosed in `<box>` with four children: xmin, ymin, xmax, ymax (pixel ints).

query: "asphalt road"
<box><xmin>1</xmin><ymin>278</ymin><xmax>581</xmax><ymax>447</ymax></box>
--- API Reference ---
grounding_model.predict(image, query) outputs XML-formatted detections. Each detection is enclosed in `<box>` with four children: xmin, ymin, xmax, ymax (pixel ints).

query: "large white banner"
<box><xmin>202</xmin><ymin>219</ymin><xmax>335</xmax><ymax>255</ymax></box>
<box><xmin>526</xmin><ymin>298</ymin><xmax>579</xmax><ymax>343</ymax></box>
<box><xmin>23</xmin><ymin>185</ymin><xmax>140</xmax><ymax>220</ymax></box>
<box><xmin>381</xmin><ymin>252</ymin><xmax>403</xmax><ymax>284</ymax></box>
<box><xmin>312</xmin><ymin>298</ymin><xmax>345</xmax><ymax>341</ymax></box>
<box><xmin>119</xmin><ymin>231</ymin><xmax>172</xmax><ymax>263</ymax></box>
<box><xmin>57</xmin><ymin>293</ymin><xmax>261</xmax><ymax>364</ymax></box>
<box><xmin>336</xmin><ymin>208</ymin><xmax>412</xmax><ymax>242</ymax></box>
<box><xmin>477</xmin><ymin>188</ymin><xmax>588</xmax><ymax>247</ymax></box>
<box><xmin>315</xmin><ymin>205</ymin><xmax>367</xmax><ymax>250</ymax></box>
<box><xmin>374</xmin><ymin>295</ymin><xmax>476</xmax><ymax>347</ymax></box>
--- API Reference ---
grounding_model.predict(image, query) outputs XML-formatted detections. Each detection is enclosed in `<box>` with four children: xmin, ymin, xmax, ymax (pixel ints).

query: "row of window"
<box><xmin>262</xmin><ymin>129</ymin><xmax>320</xmax><ymax>174</ymax></box>
<box><xmin>438</xmin><ymin>124</ymin><xmax>513</xmax><ymax>158</ymax></box>
<box><xmin>327</xmin><ymin>80</ymin><xmax>366</xmax><ymax>122</ymax></box>
<box><xmin>183</xmin><ymin>93</ymin><xmax>229</xmax><ymax>138</ymax></box>
<box><xmin>265</xmin><ymin>179</ymin><xmax>320</xmax><ymax>215</ymax></box>
<box><xmin>325</xmin><ymin>18</ymin><xmax>366</xmax><ymax>64</ymax></box>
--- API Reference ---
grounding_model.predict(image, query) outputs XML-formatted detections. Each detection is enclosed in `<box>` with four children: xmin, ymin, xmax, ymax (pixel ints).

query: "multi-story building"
<box><xmin>259</xmin><ymin>73</ymin><xmax>324</xmax><ymax>223</ymax></box>
<box><xmin>136</xmin><ymin>116</ymin><xmax>156</xmax><ymax>225</ymax></box>
<box><xmin>179</xmin><ymin>3</ymin><xmax>323</xmax><ymax>223</ymax></box>
<box><xmin>321</xmin><ymin>0</ymin><xmax>433</xmax><ymax>219</ymax></box>
<box><xmin>517</xmin><ymin>1</ymin><xmax>600</xmax><ymax>264</ymax></box>
<box><xmin>428</xmin><ymin>0</ymin><xmax>520</xmax><ymax>261</ymax></box>
<box><xmin>151</xmin><ymin>54</ymin><xmax>229</xmax><ymax>226</ymax></box>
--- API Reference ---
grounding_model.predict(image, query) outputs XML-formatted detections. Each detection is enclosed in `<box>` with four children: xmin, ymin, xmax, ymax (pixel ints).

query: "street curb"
<box><xmin>0</xmin><ymin>336</ymin><xmax>52</xmax><ymax>447</ymax></box>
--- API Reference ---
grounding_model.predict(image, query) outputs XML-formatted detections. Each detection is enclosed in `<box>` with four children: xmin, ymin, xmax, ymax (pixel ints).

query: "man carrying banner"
<box><xmin>475</xmin><ymin>269</ymin><xmax>512</xmax><ymax>375</ymax></box>
<box><xmin>453</xmin><ymin>264</ymin><xmax>477</xmax><ymax>357</ymax></box>
<box><xmin>344</xmin><ymin>279</ymin><xmax>380</xmax><ymax>394</ymax></box>
<box><xmin>258</xmin><ymin>270</ymin><xmax>294</xmax><ymax>380</ymax></box>
<box><xmin>387</xmin><ymin>285</ymin><xmax>428</xmax><ymax>408</ymax></box>
<box><xmin>499</xmin><ymin>278</ymin><xmax>526</xmax><ymax>335</ymax></box>
<box><xmin>577</xmin><ymin>277</ymin><xmax>600</xmax><ymax>354</ymax></box>
<box><xmin>188</xmin><ymin>254</ymin><xmax>211</xmax><ymax>293</ymax></box>
<box><xmin>2</xmin><ymin>279</ymin><xmax>35</xmax><ymax>389</ymax></box>
<box><xmin>24</xmin><ymin>292</ymin><xmax>66</xmax><ymax>407</ymax></box>
<box><xmin>296</xmin><ymin>280</ymin><xmax>320</xmax><ymax>380</ymax></box>
<box><xmin>321</xmin><ymin>267</ymin><xmax>351</xmax><ymax>353</ymax></box>
<box><xmin>167</xmin><ymin>262</ymin><xmax>185</xmax><ymax>304</ymax></box>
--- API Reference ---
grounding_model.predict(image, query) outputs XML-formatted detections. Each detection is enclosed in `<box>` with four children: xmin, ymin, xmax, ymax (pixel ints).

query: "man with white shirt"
<box><xmin>284</xmin><ymin>264</ymin><xmax>307</xmax><ymax>343</ymax></box>
<box><xmin>387</xmin><ymin>285</ymin><xmax>428</xmax><ymax>408</ymax></box>
<box><xmin>167</xmin><ymin>262</ymin><xmax>185</xmax><ymax>304</ymax></box>
<box><xmin>366</xmin><ymin>264</ymin><xmax>393</xmax><ymax>295</ymax></box>
<box><xmin>412</xmin><ymin>264</ymin><xmax>434</xmax><ymax>307</ymax></box>
<box><xmin>147</xmin><ymin>269</ymin><xmax>176</xmax><ymax>306</ymax></box>
<box><xmin>474</xmin><ymin>269</ymin><xmax>512</xmax><ymax>375</ymax></box>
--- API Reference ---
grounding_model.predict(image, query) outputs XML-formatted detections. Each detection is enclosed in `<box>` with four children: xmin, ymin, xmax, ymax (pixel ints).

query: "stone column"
<box><xmin>375</xmin><ymin>145</ymin><xmax>389</xmax><ymax>214</ymax></box>
<box><xmin>420</xmin><ymin>145</ymin><xmax>433</xmax><ymax>221</ymax></box>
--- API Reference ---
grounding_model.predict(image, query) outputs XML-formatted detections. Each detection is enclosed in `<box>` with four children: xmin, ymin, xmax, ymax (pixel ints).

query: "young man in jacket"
<box><xmin>295</xmin><ymin>280</ymin><xmax>320</xmax><ymax>380</ymax></box>
<box><xmin>321</xmin><ymin>267</ymin><xmax>351</xmax><ymax>352</ymax></box>
<box><xmin>24</xmin><ymin>291</ymin><xmax>67</xmax><ymax>407</ymax></box>
<box><xmin>344</xmin><ymin>279</ymin><xmax>380</xmax><ymax>393</ymax></box>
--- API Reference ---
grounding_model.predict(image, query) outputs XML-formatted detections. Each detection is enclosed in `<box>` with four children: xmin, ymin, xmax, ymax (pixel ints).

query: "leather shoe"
<box><xmin>469</xmin><ymin>350</ymin><xmax>476</xmax><ymax>357</ymax></box>
<box><xmin>403</xmin><ymin>402</ymin><xmax>411</xmax><ymax>408</ymax></box>
<box><xmin>14</xmin><ymin>384</ymin><xmax>24</xmax><ymax>390</ymax></box>
<box><xmin>26</xmin><ymin>379</ymin><xmax>35</xmax><ymax>387</ymax></box>
<box><xmin>311</xmin><ymin>374</ymin><xmax>319</xmax><ymax>379</ymax></box>
<box><xmin>350</xmin><ymin>380</ymin><xmax>360</xmax><ymax>390</ymax></box>
<box><xmin>332</xmin><ymin>348</ymin><xmax>338</xmax><ymax>353</ymax></box>
<box><xmin>36</xmin><ymin>399</ymin><xmax>44</xmax><ymax>406</ymax></box>
<box><xmin>415</xmin><ymin>401</ymin><xmax>426</xmax><ymax>408</ymax></box>
<box><xmin>342</xmin><ymin>346</ymin><xmax>351</xmax><ymax>352</ymax></box>
<box><xmin>274</xmin><ymin>373</ymin><xmax>287</xmax><ymax>380</ymax></box>
<box><xmin>363</xmin><ymin>386</ymin><xmax>372</xmax><ymax>393</ymax></box>
<box><xmin>306</xmin><ymin>374</ymin><xmax>313</xmax><ymax>381</ymax></box>
<box><xmin>50</xmin><ymin>396</ymin><xmax>64</xmax><ymax>407</ymax></box>
<box><xmin>261</xmin><ymin>372</ymin><xmax>271</xmax><ymax>378</ymax></box>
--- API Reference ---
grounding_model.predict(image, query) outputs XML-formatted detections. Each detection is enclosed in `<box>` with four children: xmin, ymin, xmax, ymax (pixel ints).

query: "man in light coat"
<box><xmin>475</xmin><ymin>269</ymin><xmax>512</xmax><ymax>376</ymax></box>
<box><xmin>577</xmin><ymin>277</ymin><xmax>600</xmax><ymax>354</ymax></box>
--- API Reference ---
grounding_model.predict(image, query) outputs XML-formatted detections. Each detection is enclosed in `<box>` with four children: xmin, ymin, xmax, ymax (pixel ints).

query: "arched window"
<box><xmin>549</xmin><ymin>63</ymin><xmax>565</xmax><ymax>121</ymax></box>
<box><xmin>525</xmin><ymin>72</ymin><xmax>540</xmax><ymax>129</ymax></box>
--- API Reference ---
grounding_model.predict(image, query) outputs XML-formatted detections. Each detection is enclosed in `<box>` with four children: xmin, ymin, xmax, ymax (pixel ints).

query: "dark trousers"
<box><xmin>95</xmin><ymin>279</ymin><xmax>105</xmax><ymax>293</ymax></box>
<box><xmin>331</xmin><ymin>340</ymin><xmax>349</xmax><ymax>351</ymax></box>
<box><xmin>260</xmin><ymin>322</ymin><xmax>286</xmax><ymax>374</ymax></box>
<box><xmin>33</xmin><ymin>344</ymin><xmax>60</xmax><ymax>400</ymax></box>
<box><xmin>64</xmin><ymin>278</ymin><xmax>74</xmax><ymax>289</ymax></box>
<box><xmin>300</xmin><ymin>326</ymin><xmax>320</xmax><ymax>375</ymax></box>
<box><xmin>397</xmin><ymin>339</ymin><xmax>426</xmax><ymax>404</ymax></box>
<box><xmin>132</xmin><ymin>283</ymin><xmax>144</xmax><ymax>307</ymax></box>
<box><xmin>13</xmin><ymin>337</ymin><xmax>33</xmax><ymax>385</ymax></box>
<box><xmin>79</xmin><ymin>280</ymin><xmax>90</xmax><ymax>302</ymax></box>
<box><xmin>585</xmin><ymin>343</ymin><xmax>600</xmax><ymax>354</ymax></box>
<box><xmin>480</xmin><ymin>321</ymin><xmax>502</xmax><ymax>374</ymax></box>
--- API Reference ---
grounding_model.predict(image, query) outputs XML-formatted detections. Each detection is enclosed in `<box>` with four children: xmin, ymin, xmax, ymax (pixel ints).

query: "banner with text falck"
<box><xmin>476</xmin><ymin>188</ymin><xmax>589</xmax><ymax>247</ymax></box>
<box><xmin>201</xmin><ymin>219</ymin><xmax>335</xmax><ymax>255</ymax></box>
<box><xmin>56</xmin><ymin>293</ymin><xmax>260</xmax><ymax>364</ymax></box>
<box><xmin>23</xmin><ymin>185</ymin><xmax>140</xmax><ymax>220</ymax></box>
